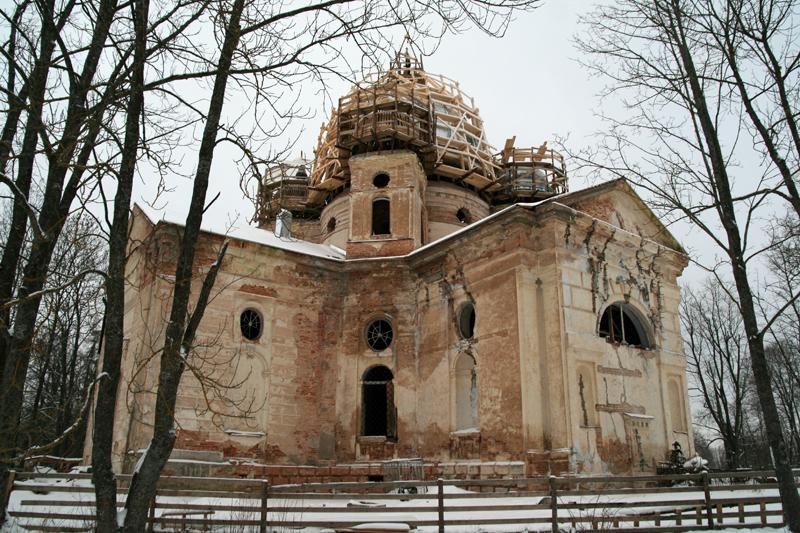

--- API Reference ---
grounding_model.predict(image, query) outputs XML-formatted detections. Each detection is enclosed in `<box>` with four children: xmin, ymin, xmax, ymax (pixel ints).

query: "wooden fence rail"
<box><xmin>5</xmin><ymin>469</ymin><xmax>798</xmax><ymax>532</ymax></box>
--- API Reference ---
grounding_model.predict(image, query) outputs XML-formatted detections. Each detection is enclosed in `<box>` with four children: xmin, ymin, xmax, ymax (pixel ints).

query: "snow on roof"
<box><xmin>132</xmin><ymin>179</ymin><xmax>648</xmax><ymax>264</ymax></box>
<box><xmin>134</xmin><ymin>203</ymin><xmax>346</xmax><ymax>262</ymax></box>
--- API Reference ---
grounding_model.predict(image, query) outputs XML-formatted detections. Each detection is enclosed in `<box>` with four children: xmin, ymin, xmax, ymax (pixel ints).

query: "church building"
<box><xmin>83</xmin><ymin>51</ymin><xmax>693</xmax><ymax>482</ymax></box>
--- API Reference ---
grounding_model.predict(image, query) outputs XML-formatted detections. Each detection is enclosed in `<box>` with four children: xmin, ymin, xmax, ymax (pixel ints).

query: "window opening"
<box><xmin>598</xmin><ymin>302</ymin><xmax>652</xmax><ymax>349</ymax></box>
<box><xmin>455</xmin><ymin>354</ymin><xmax>478</xmax><ymax>430</ymax></box>
<box><xmin>326</xmin><ymin>217</ymin><xmax>337</xmax><ymax>233</ymax></box>
<box><xmin>456</xmin><ymin>208</ymin><xmax>472</xmax><ymax>224</ymax></box>
<box><xmin>366</xmin><ymin>318</ymin><xmax>393</xmax><ymax>351</ymax></box>
<box><xmin>372</xmin><ymin>198</ymin><xmax>391</xmax><ymax>235</ymax></box>
<box><xmin>240</xmin><ymin>309</ymin><xmax>262</xmax><ymax>341</ymax></box>
<box><xmin>373</xmin><ymin>172</ymin><xmax>390</xmax><ymax>188</ymax></box>
<box><xmin>434</xmin><ymin>102</ymin><xmax>454</xmax><ymax>115</ymax></box>
<box><xmin>457</xmin><ymin>302</ymin><xmax>476</xmax><ymax>339</ymax></box>
<box><xmin>362</xmin><ymin>365</ymin><xmax>396</xmax><ymax>438</ymax></box>
<box><xmin>436</xmin><ymin>124</ymin><xmax>452</xmax><ymax>139</ymax></box>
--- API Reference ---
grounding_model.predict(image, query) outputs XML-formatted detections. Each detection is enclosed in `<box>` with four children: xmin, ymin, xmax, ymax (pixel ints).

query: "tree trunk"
<box><xmin>91</xmin><ymin>0</ymin><xmax>149</xmax><ymax>528</ymax></box>
<box><xmin>120</xmin><ymin>2</ymin><xmax>244</xmax><ymax>529</ymax></box>
<box><xmin>0</xmin><ymin>0</ymin><xmax>59</xmax><ymax>385</ymax></box>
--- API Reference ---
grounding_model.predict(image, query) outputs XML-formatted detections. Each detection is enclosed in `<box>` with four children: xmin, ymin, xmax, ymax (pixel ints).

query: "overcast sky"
<box><xmin>132</xmin><ymin>0</ymin><xmax>715</xmax><ymax>286</ymax></box>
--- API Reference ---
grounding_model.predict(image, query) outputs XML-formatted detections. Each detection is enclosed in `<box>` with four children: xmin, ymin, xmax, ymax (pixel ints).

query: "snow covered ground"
<box><xmin>1</xmin><ymin>474</ymin><xmax>789</xmax><ymax>533</ymax></box>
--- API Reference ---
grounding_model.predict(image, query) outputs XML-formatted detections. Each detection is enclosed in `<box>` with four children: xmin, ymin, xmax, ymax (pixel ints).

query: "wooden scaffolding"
<box><xmin>307</xmin><ymin>50</ymin><xmax>502</xmax><ymax>205</ymax></box>
<box><xmin>261</xmin><ymin>48</ymin><xmax>569</xmax><ymax>217</ymax></box>
<box><xmin>255</xmin><ymin>159</ymin><xmax>315</xmax><ymax>224</ymax></box>
<box><xmin>492</xmin><ymin>138</ymin><xmax>568</xmax><ymax>202</ymax></box>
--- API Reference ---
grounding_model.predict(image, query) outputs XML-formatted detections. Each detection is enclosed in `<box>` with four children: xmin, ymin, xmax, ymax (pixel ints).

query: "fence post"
<box><xmin>549</xmin><ymin>475</ymin><xmax>558</xmax><ymax>533</ymax></box>
<box><xmin>437</xmin><ymin>478</ymin><xmax>444</xmax><ymax>533</ymax></box>
<box><xmin>0</xmin><ymin>470</ymin><xmax>17</xmax><ymax>524</ymax></box>
<box><xmin>260</xmin><ymin>479</ymin><xmax>270</xmax><ymax>533</ymax></box>
<box><xmin>702</xmin><ymin>471</ymin><xmax>714</xmax><ymax>529</ymax></box>
<box><xmin>147</xmin><ymin>491</ymin><xmax>156</xmax><ymax>533</ymax></box>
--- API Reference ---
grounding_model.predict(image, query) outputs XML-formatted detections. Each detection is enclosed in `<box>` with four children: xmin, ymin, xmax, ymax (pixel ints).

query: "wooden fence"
<box><xmin>4</xmin><ymin>469</ymin><xmax>796</xmax><ymax>532</ymax></box>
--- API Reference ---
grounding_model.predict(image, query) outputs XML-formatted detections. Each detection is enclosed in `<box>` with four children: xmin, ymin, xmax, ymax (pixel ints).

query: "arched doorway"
<box><xmin>361</xmin><ymin>365</ymin><xmax>396</xmax><ymax>439</ymax></box>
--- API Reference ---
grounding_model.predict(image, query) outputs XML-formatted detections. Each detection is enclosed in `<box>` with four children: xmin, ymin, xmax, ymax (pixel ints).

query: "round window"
<box><xmin>326</xmin><ymin>217</ymin><xmax>337</xmax><ymax>233</ymax></box>
<box><xmin>458</xmin><ymin>302</ymin><xmax>476</xmax><ymax>339</ymax></box>
<box><xmin>456</xmin><ymin>208</ymin><xmax>472</xmax><ymax>224</ymax></box>
<box><xmin>373</xmin><ymin>172</ymin><xmax>390</xmax><ymax>188</ymax></box>
<box><xmin>365</xmin><ymin>318</ymin><xmax>393</xmax><ymax>351</ymax></box>
<box><xmin>240</xmin><ymin>309</ymin><xmax>263</xmax><ymax>341</ymax></box>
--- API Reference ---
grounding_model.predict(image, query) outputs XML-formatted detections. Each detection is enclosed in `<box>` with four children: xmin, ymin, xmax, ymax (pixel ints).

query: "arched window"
<box><xmin>668</xmin><ymin>379</ymin><xmax>686</xmax><ymax>432</ymax></box>
<box><xmin>372</xmin><ymin>198</ymin><xmax>391</xmax><ymax>235</ymax></box>
<box><xmin>457</xmin><ymin>302</ymin><xmax>476</xmax><ymax>340</ymax></box>
<box><xmin>454</xmin><ymin>354</ymin><xmax>478</xmax><ymax>430</ymax></box>
<box><xmin>598</xmin><ymin>302</ymin><xmax>653</xmax><ymax>349</ymax></box>
<box><xmin>362</xmin><ymin>365</ymin><xmax>396</xmax><ymax>439</ymax></box>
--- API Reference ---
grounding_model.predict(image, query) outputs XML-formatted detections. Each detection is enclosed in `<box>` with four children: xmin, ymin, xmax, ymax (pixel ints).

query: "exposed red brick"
<box><xmin>239</xmin><ymin>284</ymin><xmax>278</xmax><ymax>297</ymax></box>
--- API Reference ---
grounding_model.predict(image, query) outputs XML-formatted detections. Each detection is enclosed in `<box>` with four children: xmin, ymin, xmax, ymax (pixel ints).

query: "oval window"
<box><xmin>240</xmin><ymin>309</ymin><xmax>263</xmax><ymax>341</ymax></box>
<box><xmin>458</xmin><ymin>302</ymin><xmax>476</xmax><ymax>339</ymax></box>
<box><xmin>366</xmin><ymin>318</ymin><xmax>393</xmax><ymax>351</ymax></box>
<box><xmin>327</xmin><ymin>217</ymin><xmax>337</xmax><ymax>233</ymax></box>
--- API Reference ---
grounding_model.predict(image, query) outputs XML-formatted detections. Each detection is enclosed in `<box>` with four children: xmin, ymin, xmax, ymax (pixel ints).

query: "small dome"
<box><xmin>256</xmin><ymin>158</ymin><xmax>313</xmax><ymax>222</ymax></box>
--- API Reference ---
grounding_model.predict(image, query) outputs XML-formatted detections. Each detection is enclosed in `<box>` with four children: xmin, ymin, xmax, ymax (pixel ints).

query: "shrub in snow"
<box><xmin>683</xmin><ymin>454</ymin><xmax>709</xmax><ymax>473</ymax></box>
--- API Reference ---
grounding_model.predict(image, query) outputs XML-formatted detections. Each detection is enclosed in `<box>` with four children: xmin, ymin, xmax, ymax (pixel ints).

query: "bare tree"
<box><xmin>762</xmin><ymin>218</ymin><xmax>800</xmax><ymax>461</ymax></box>
<box><xmin>700</xmin><ymin>0</ymin><xmax>800</xmax><ymax>218</ymax></box>
<box><xmin>18</xmin><ymin>213</ymin><xmax>105</xmax><ymax>459</ymax></box>
<box><xmin>576</xmin><ymin>0</ymin><xmax>800</xmax><ymax>527</ymax></box>
<box><xmin>682</xmin><ymin>280</ymin><xmax>752</xmax><ymax>469</ymax></box>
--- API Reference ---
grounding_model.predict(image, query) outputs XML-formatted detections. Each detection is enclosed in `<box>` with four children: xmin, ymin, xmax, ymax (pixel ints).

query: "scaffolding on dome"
<box><xmin>308</xmin><ymin>49</ymin><xmax>502</xmax><ymax>205</ymax></box>
<box><xmin>255</xmin><ymin>158</ymin><xmax>316</xmax><ymax>223</ymax></box>
<box><xmin>492</xmin><ymin>138</ymin><xmax>568</xmax><ymax>202</ymax></box>
<box><xmin>257</xmin><ymin>47</ymin><xmax>569</xmax><ymax>219</ymax></box>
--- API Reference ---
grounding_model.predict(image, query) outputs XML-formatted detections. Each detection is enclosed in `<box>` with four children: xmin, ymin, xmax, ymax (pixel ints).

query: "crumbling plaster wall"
<box><xmin>336</xmin><ymin>213</ymin><xmax>537</xmax><ymax>464</ymax></box>
<box><xmin>552</xmin><ymin>198</ymin><xmax>691</xmax><ymax>474</ymax></box>
<box><xmin>103</xmin><ymin>183</ymin><xmax>692</xmax><ymax>477</ymax></box>
<box><xmin>83</xmin><ymin>207</ymin><xmax>161</xmax><ymax>471</ymax></box>
<box><xmin>111</xmin><ymin>213</ymin><xmax>345</xmax><ymax>469</ymax></box>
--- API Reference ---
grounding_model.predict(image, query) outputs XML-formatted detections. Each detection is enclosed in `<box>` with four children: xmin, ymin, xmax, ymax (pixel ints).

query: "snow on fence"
<box><xmin>3</xmin><ymin>469</ymin><xmax>796</xmax><ymax>532</ymax></box>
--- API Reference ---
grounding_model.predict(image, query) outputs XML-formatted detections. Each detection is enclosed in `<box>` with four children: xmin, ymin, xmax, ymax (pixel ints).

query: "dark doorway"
<box><xmin>362</xmin><ymin>365</ymin><xmax>396</xmax><ymax>438</ymax></box>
